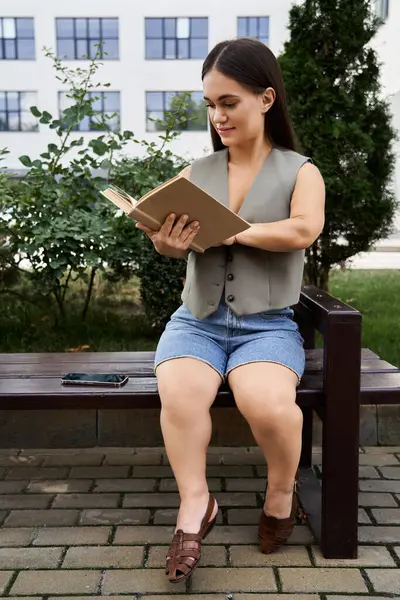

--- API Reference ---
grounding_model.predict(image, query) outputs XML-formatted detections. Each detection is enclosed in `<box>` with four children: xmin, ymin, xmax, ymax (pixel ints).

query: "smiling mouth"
<box><xmin>217</xmin><ymin>127</ymin><xmax>235</xmax><ymax>133</ymax></box>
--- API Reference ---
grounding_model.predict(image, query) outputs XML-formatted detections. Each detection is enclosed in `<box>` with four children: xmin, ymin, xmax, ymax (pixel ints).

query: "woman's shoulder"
<box><xmin>178</xmin><ymin>149</ymin><xmax>227</xmax><ymax>179</ymax></box>
<box><xmin>273</xmin><ymin>146</ymin><xmax>312</xmax><ymax>166</ymax></box>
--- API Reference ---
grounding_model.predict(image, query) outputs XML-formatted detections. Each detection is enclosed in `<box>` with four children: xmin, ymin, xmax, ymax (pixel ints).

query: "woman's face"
<box><xmin>203</xmin><ymin>68</ymin><xmax>275</xmax><ymax>148</ymax></box>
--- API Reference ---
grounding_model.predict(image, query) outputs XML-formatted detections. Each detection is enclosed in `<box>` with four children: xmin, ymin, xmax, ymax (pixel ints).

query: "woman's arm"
<box><xmin>235</xmin><ymin>162</ymin><xmax>325</xmax><ymax>252</ymax></box>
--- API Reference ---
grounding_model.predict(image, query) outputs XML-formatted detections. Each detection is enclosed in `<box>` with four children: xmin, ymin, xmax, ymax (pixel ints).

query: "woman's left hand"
<box><xmin>213</xmin><ymin>235</ymin><xmax>237</xmax><ymax>247</ymax></box>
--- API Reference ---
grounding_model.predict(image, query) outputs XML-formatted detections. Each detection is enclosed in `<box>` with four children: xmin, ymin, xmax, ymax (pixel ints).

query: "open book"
<box><xmin>100</xmin><ymin>174</ymin><xmax>251</xmax><ymax>253</ymax></box>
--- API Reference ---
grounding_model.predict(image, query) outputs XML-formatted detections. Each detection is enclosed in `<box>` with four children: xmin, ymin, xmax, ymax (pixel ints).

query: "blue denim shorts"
<box><xmin>154</xmin><ymin>297</ymin><xmax>305</xmax><ymax>383</ymax></box>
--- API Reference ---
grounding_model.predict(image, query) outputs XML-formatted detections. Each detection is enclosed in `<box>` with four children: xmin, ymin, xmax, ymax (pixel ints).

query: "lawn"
<box><xmin>0</xmin><ymin>269</ymin><xmax>398</xmax><ymax>367</ymax></box>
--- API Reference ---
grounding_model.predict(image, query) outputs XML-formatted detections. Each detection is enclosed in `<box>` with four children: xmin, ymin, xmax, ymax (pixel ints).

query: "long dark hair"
<box><xmin>202</xmin><ymin>38</ymin><xmax>297</xmax><ymax>152</ymax></box>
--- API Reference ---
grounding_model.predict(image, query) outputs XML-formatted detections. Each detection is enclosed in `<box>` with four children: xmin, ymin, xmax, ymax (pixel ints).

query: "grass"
<box><xmin>0</xmin><ymin>269</ymin><xmax>399</xmax><ymax>367</ymax></box>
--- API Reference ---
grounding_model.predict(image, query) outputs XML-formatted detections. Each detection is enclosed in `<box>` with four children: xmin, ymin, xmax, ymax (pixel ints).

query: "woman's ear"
<box><xmin>261</xmin><ymin>87</ymin><xmax>276</xmax><ymax>114</ymax></box>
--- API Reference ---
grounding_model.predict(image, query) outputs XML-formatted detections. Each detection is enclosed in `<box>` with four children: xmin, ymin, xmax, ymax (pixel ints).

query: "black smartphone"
<box><xmin>61</xmin><ymin>373</ymin><xmax>129</xmax><ymax>387</ymax></box>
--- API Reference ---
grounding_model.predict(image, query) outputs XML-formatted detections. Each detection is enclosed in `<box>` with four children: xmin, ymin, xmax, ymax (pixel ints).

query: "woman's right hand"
<box><xmin>135</xmin><ymin>213</ymin><xmax>201</xmax><ymax>256</ymax></box>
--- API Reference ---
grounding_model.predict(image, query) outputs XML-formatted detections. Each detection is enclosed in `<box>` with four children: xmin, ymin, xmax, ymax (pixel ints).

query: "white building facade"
<box><xmin>0</xmin><ymin>0</ymin><xmax>398</xmax><ymax>208</ymax></box>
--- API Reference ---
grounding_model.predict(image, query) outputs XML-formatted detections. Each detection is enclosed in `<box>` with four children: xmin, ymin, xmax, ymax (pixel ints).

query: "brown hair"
<box><xmin>202</xmin><ymin>38</ymin><xmax>297</xmax><ymax>152</ymax></box>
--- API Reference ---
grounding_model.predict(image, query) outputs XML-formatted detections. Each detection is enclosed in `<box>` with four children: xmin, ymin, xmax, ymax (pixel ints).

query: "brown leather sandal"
<box><xmin>165</xmin><ymin>493</ymin><xmax>217</xmax><ymax>583</ymax></box>
<box><xmin>258</xmin><ymin>476</ymin><xmax>299</xmax><ymax>555</ymax></box>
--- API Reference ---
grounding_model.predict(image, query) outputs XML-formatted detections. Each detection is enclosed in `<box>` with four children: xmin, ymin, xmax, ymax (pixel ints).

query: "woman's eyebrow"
<box><xmin>203</xmin><ymin>94</ymin><xmax>241</xmax><ymax>101</ymax></box>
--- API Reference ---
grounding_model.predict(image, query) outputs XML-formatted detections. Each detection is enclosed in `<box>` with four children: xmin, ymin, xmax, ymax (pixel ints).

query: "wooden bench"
<box><xmin>0</xmin><ymin>284</ymin><xmax>399</xmax><ymax>559</ymax></box>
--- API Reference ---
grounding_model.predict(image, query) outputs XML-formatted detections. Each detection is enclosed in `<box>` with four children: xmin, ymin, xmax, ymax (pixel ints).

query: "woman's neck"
<box><xmin>227</xmin><ymin>137</ymin><xmax>273</xmax><ymax>169</ymax></box>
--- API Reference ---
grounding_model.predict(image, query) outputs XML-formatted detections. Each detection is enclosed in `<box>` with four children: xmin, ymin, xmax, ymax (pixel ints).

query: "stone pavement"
<box><xmin>0</xmin><ymin>446</ymin><xmax>399</xmax><ymax>598</ymax></box>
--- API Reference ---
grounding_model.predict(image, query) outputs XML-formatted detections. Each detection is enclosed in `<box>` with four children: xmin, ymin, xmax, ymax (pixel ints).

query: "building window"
<box><xmin>237</xmin><ymin>17</ymin><xmax>269</xmax><ymax>44</ymax></box>
<box><xmin>56</xmin><ymin>18</ymin><xmax>119</xmax><ymax>60</ymax></box>
<box><xmin>0</xmin><ymin>18</ymin><xmax>35</xmax><ymax>59</ymax></box>
<box><xmin>375</xmin><ymin>0</ymin><xmax>389</xmax><ymax>19</ymax></box>
<box><xmin>0</xmin><ymin>92</ymin><xmax>38</xmax><ymax>131</ymax></box>
<box><xmin>145</xmin><ymin>17</ymin><xmax>208</xmax><ymax>59</ymax></box>
<box><xmin>59</xmin><ymin>91</ymin><xmax>120</xmax><ymax>132</ymax></box>
<box><xmin>146</xmin><ymin>91</ymin><xmax>207</xmax><ymax>131</ymax></box>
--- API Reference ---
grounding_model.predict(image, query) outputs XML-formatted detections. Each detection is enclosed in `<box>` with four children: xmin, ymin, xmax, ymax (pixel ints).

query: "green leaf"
<box><xmin>19</xmin><ymin>155</ymin><xmax>32</xmax><ymax>167</ymax></box>
<box><xmin>30</xmin><ymin>106</ymin><xmax>42</xmax><ymax>118</ymax></box>
<box><xmin>89</xmin><ymin>139</ymin><xmax>108</xmax><ymax>156</ymax></box>
<box><xmin>48</xmin><ymin>144</ymin><xmax>59</xmax><ymax>154</ymax></box>
<box><xmin>40</xmin><ymin>153</ymin><xmax>51</xmax><ymax>159</ymax></box>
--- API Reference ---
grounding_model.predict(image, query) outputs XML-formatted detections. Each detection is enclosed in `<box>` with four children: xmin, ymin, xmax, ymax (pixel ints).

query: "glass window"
<box><xmin>0</xmin><ymin>17</ymin><xmax>35</xmax><ymax>59</ymax></box>
<box><xmin>56</xmin><ymin>18</ymin><xmax>119</xmax><ymax>60</ymax></box>
<box><xmin>376</xmin><ymin>0</ymin><xmax>389</xmax><ymax>19</ymax></box>
<box><xmin>146</xmin><ymin>91</ymin><xmax>207</xmax><ymax>131</ymax></box>
<box><xmin>0</xmin><ymin>91</ymin><xmax>38</xmax><ymax>131</ymax></box>
<box><xmin>59</xmin><ymin>90</ymin><xmax>120</xmax><ymax>132</ymax></box>
<box><xmin>145</xmin><ymin>17</ymin><xmax>208</xmax><ymax>59</ymax></box>
<box><xmin>237</xmin><ymin>16</ymin><xmax>269</xmax><ymax>44</ymax></box>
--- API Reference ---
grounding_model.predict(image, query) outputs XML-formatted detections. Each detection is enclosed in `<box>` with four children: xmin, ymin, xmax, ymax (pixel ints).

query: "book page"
<box><xmin>136</xmin><ymin>174</ymin><xmax>181</xmax><ymax>205</ymax></box>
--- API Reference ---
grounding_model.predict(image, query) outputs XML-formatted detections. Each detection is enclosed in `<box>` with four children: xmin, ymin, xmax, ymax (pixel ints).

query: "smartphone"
<box><xmin>61</xmin><ymin>373</ymin><xmax>129</xmax><ymax>387</ymax></box>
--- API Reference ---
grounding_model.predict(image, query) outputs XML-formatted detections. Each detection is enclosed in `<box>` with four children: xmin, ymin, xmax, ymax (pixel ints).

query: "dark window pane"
<box><xmin>0</xmin><ymin>45</ymin><xmax>3</xmax><ymax>59</ymax></box>
<box><xmin>7</xmin><ymin>93</ymin><xmax>19</xmax><ymax>111</ymax></box>
<box><xmin>146</xmin><ymin>92</ymin><xmax>164</xmax><ymax>111</ymax></box>
<box><xmin>191</xmin><ymin>91</ymin><xmax>203</xmax><ymax>105</ymax></box>
<box><xmin>57</xmin><ymin>18</ymin><xmax>74</xmax><ymax>39</ymax></box>
<box><xmin>191</xmin><ymin>18</ymin><xmax>208</xmax><ymax>38</ymax></box>
<box><xmin>259</xmin><ymin>17</ymin><xmax>269</xmax><ymax>37</ymax></box>
<box><xmin>164</xmin><ymin>18</ymin><xmax>176</xmax><ymax>38</ymax></box>
<box><xmin>16</xmin><ymin>18</ymin><xmax>34</xmax><ymax>38</ymax></box>
<box><xmin>75</xmin><ymin>19</ymin><xmax>87</xmax><ymax>38</ymax></box>
<box><xmin>103</xmin><ymin>38</ymin><xmax>118</xmax><ymax>59</ymax></box>
<box><xmin>5</xmin><ymin>39</ymin><xmax>16</xmax><ymax>59</ymax></box>
<box><xmin>249</xmin><ymin>17</ymin><xmax>258</xmax><ymax>37</ymax></box>
<box><xmin>89</xmin><ymin>93</ymin><xmax>102</xmax><ymax>111</ymax></box>
<box><xmin>20</xmin><ymin>92</ymin><xmax>37</xmax><ymax>111</ymax></box>
<box><xmin>145</xmin><ymin>18</ymin><xmax>162</xmax><ymax>39</ymax></box>
<box><xmin>164</xmin><ymin>39</ymin><xmax>176</xmax><ymax>59</ymax></box>
<box><xmin>17</xmin><ymin>39</ymin><xmax>35</xmax><ymax>59</ymax></box>
<box><xmin>102</xmin><ymin>18</ymin><xmax>118</xmax><ymax>38</ymax></box>
<box><xmin>178</xmin><ymin>38</ymin><xmax>189</xmax><ymax>59</ymax></box>
<box><xmin>106</xmin><ymin>113</ymin><xmax>119</xmax><ymax>131</ymax></box>
<box><xmin>0</xmin><ymin>113</ymin><xmax>7</xmax><ymax>130</ymax></box>
<box><xmin>78</xmin><ymin>116</ymin><xmax>90</xmax><ymax>131</ymax></box>
<box><xmin>146</xmin><ymin>39</ymin><xmax>163</xmax><ymax>59</ymax></box>
<box><xmin>103</xmin><ymin>92</ymin><xmax>120</xmax><ymax>111</ymax></box>
<box><xmin>190</xmin><ymin>38</ymin><xmax>207</xmax><ymax>59</ymax></box>
<box><xmin>89</xmin><ymin>39</ymin><xmax>101</xmax><ymax>58</ymax></box>
<box><xmin>21</xmin><ymin>111</ymin><xmax>38</xmax><ymax>131</ymax></box>
<box><xmin>89</xmin><ymin>18</ymin><xmax>100</xmax><ymax>38</ymax></box>
<box><xmin>237</xmin><ymin>17</ymin><xmax>247</xmax><ymax>37</ymax></box>
<box><xmin>147</xmin><ymin>111</ymin><xmax>164</xmax><ymax>131</ymax></box>
<box><xmin>77</xmin><ymin>39</ymin><xmax>88</xmax><ymax>58</ymax></box>
<box><xmin>165</xmin><ymin>92</ymin><xmax>177</xmax><ymax>110</ymax></box>
<box><xmin>8</xmin><ymin>112</ymin><xmax>20</xmax><ymax>130</ymax></box>
<box><xmin>259</xmin><ymin>36</ymin><xmax>268</xmax><ymax>45</ymax></box>
<box><xmin>0</xmin><ymin>94</ymin><xmax>5</xmax><ymax>111</ymax></box>
<box><xmin>58</xmin><ymin>39</ymin><xmax>74</xmax><ymax>59</ymax></box>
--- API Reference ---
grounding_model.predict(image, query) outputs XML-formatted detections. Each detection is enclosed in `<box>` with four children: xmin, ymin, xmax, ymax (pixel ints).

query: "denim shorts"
<box><xmin>154</xmin><ymin>297</ymin><xmax>305</xmax><ymax>383</ymax></box>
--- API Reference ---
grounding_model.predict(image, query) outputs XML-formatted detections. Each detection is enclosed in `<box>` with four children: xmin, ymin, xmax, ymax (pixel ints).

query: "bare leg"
<box><xmin>228</xmin><ymin>362</ymin><xmax>302</xmax><ymax>518</ymax></box>
<box><xmin>156</xmin><ymin>358</ymin><xmax>221</xmax><ymax>532</ymax></box>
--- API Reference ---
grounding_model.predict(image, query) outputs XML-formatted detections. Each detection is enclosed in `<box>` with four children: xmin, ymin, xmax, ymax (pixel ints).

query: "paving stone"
<box><xmin>132</xmin><ymin>466</ymin><xmax>174</xmax><ymax>478</ymax></box>
<box><xmin>104</xmin><ymin>453</ymin><xmax>162</xmax><ymax>465</ymax></box>
<box><xmin>359</xmin><ymin>525</ymin><xmax>400</xmax><ymax>543</ymax></box>
<box><xmin>279</xmin><ymin>567</ymin><xmax>367</xmax><ymax>593</ymax></box>
<box><xmin>0</xmin><ymin>547</ymin><xmax>62</xmax><ymax>569</ymax></box>
<box><xmin>326</xmin><ymin>597</ymin><xmax>394</xmax><ymax>600</ymax></box>
<box><xmin>205</xmin><ymin>525</ymin><xmax>313</xmax><ymax>545</ymax></box>
<box><xmin>230</xmin><ymin>544</ymin><xmax>311</xmax><ymax>566</ymax></box>
<box><xmin>358</xmin><ymin>492</ymin><xmax>398</xmax><ymax>507</ymax></box>
<box><xmin>220</xmin><ymin>453</ymin><xmax>266</xmax><ymax>465</ymax></box>
<box><xmin>160</xmin><ymin>478</ymin><xmax>221</xmax><ymax>492</ymax></box>
<box><xmin>359</xmin><ymin>508</ymin><xmax>371</xmax><ymax>524</ymax></box>
<box><xmin>380</xmin><ymin>466</ymin><xmax>400</xmax><ymax>479</ymax></box>
<box><xmin>225</xmin><ymin>479</ymin><xmax>266</xmax><ymax>492</ymax></box>
<box><xmin>358</xmin><ymin>454</ymin><xmax>400</xmax><ymax>466</ymax></box>
<box><xmin>207</xmin><ymin>466</ymin><xmax>255</xmax><ymax>477</ymax></box>
<box><xmin>20</xmin><ymin>448</ymin><xmax>82</xmax><ymax>455</ymax></box>
<box><xmin>0</xmin><ymin>455</ymin><xmax>43</xmax><ymax>467</ymax></box>
<box><xmin>114</xmin><ymin>525</ymin><xmax>174</xmax><ymax>545</ymax></box>
<box><xmin>4</xmin><ymin>509</ymin><xmax>78</xmax><ymax>527</ymax></box>
<box><xmin>371</xmin><ymin>508</ymin><xmax>400</xmax><ymax>524</ymax></box>
<box><xmin>94</xmin><ymin>478</ymin><xmax>156</xmax><ymax>492</ymax></box>
<box><xmin>42</xmin><ymin>454</ymin><xmax>103</xmax><ymax>466</ymax></box>
<box><xmin>366</xmin><ymin>568</ymin><xmax>400</xmax><ymax>593</ymax></box>
<box><xmin>214</xmin><ymin>492</ymin><xmax>258</xmax><ymax>507</ymax></box>
<box><xmin>0</xmin><ymin>528</ymin><xmax>33</xmax><ymax>547</ymax></box>
<box><xmin>27</xmin><ymin>479</ymin><xmax>92</xmax><ymax>493</ymax></box>
<box><xmin>11</xmin><ymin>570</ymin><xmax>102</xmax><ymax>595</ymax></box>
<box><xmin>0</xmin><ymin>571</ymin><xmax>13</xmax><ymax>594</ymax></box>
<box><xmin>0</xmin><ymin>494</ymin><xmax>52</xmax><ymax>509</ymax></box>
<box><xmin>312</xmin><ymin>545</ymin><xmax>396</xmax><ymax>566</ymax></box>
<box><xmin>33</xmin><ymin>526</ymin><xmax>110</xmax><ymax>546</ymax></box>
<box><xmin>0</xmin><ymin>468</ymin><xmax>6</xmax><ymax>479</ymax></box>
<box><xmin>393</xmin><ymin>546</ymin><xmax>400</xmax><ymax>560</ymax></box>
<box><xmin>63</xmin><ymin>545</ymin><xmax>144</xmax><ymax>568</ymax></box>
<box><xmin>53</xmin><ymin>493</ymin><xmax>120</xmax><ymax>509</ymax></box>
<box><xmin>359</xmin><ymin>479</ymin><xmax>400</xmax><ymax>492</ymax></box>
<box><xmin>147</xmin><ymin>545</ymin><xmax>227</xmax><ymax>567</ymax></box>
<box><xmin>145</xmin><ymin>596</ymin><xmax>226</xmax><ymax>600</ymax></box>
<box><xmin>363</xmin><ymin>446</ymin><xmax>400</xmax><ymax>453</ymax></box>
<box><xmin>102</xmin><ymin>568</ymin><xmax>186</xmax><ymax>593</ymax></box>
<box><xmin>154</xmin><ymin>508</ymin><xmax>223</xmax><ymax>525</ymax></box>
<box><xmin>5</xmin><ymin>467</ymin><xmax>69</xmax><ymax>480</ymax></box>
<box><xmin>0</xmin><ymin>511</ymin><xmax>7</xmax><ymax>525</ymax></box>
<box><xmin>227</xmin><ymin>508</ymin><xmax>261</xmax><ymax>524</ymax></box>
<box><xmin>0</xmin><ymin>480</ymin><xmax>28</xmax><ymax>493</ymax></box>
<box><xmin>123</xmin><ymin>492</ymin><xmax>180</xmax><ymax>508</ymax></box>
<box><xmin>80</xmin><ymin>508</ymin><xmax>150</xmax><ymax>525</ymax></box>
<box><xmin>237</xmin><ymin>596</ymin><xmax>319</xmax><ymax>600</ymax></box>
<box><xmin>69</xmin><ymin>466</ymin><xmax>130</xmax><ymax>478</ymax></box>
<box><xmin>191</xmin><ymin>567</ymin><xmax>276</xmax><ymax>593</ymax></box>
<box><xmin>359</xmin><ymin>466</ymin><xmax>381</xmax><ymax>478</ymax></box>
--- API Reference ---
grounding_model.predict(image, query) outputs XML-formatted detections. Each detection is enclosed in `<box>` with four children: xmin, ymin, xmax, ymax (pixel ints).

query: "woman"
<box><xmin>136</xmin><ymin>38</ymin><xmax>325</xmax><ymax>583</ymax></box>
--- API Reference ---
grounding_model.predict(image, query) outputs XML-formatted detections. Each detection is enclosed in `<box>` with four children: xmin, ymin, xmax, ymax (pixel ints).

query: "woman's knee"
<box><xmin>236</xmin><ymin>386</ymin><xmax>302</xmax><ymax>430</ymax></box>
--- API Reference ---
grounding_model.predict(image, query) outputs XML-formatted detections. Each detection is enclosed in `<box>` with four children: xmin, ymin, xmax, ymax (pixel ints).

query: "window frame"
<box><xmin>0</xmin><ymin>91</ymin><xmax>38</xmax><ymax>131</ymax></box>
<box><xmin>237</xmin><ymin>16</ymin><xmax>269</xmax><ymax>44</ymax></box>
<box><xmin>58</xmin><ymin>90</ymin><xmax>121</xmax><ymax>132</ymax></box>
<box><xmin>0</xmin><ymin>17</ymin><xmax>35</xmax><ymax>60</ymax></box>
<box><xmin>145</xmin><ymin>17</ymin><xmax>208</xmax><ymax>60</ymax></box>
<box><xmin>56</xmin><ymin>17</ymin><xmax>119</xmax><ymax>60</ymax></box>
<box><xmin>145</xmin><ymin>90</ymin><xmax>208</xmax><ymax>132</ymax></box>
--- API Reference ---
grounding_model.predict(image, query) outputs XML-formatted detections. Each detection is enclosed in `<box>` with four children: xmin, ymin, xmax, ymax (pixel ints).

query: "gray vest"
<box><xmin>182</xmin><ymin>146</ymin><xmax>311</xmax><ymax>320</ymax></box>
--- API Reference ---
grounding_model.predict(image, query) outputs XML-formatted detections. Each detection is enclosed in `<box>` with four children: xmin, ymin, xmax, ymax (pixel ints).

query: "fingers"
<box><xmin>135</xmin><ymin>222</ymin><xmax>156</xmax><ymax>234</ymax></box>
<box><xmin>181</xmin><ymin>221</ymin><xmax>200</xmax><ymax>245</ymax></box>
